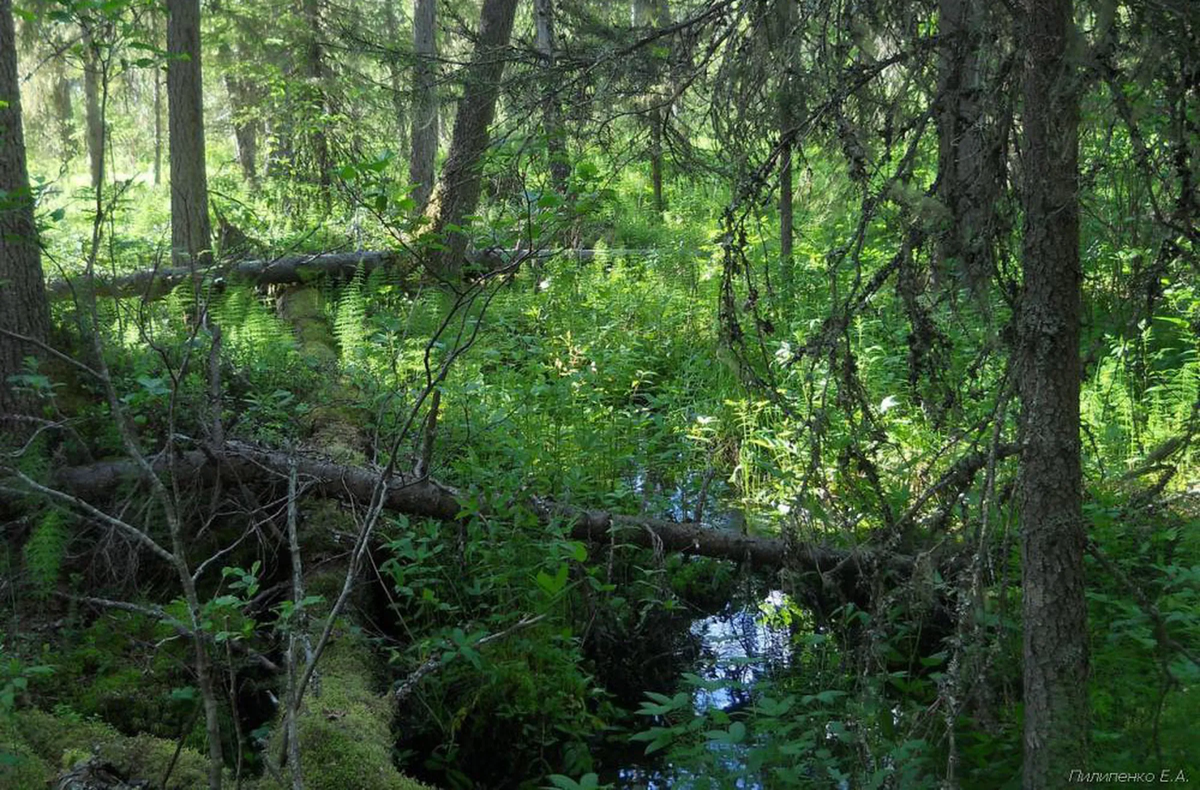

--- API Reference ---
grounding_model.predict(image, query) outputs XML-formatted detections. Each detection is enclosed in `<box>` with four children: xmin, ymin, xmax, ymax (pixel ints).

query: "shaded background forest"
<box><xmin>1</xmin><ymin>0</ymin><xmax>1198</xmax><ymax>788</ymax></box>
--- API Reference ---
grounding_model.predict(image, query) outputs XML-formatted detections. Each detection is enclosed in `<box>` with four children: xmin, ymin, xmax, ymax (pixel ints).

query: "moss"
<box><xmin>0</xmin><ymin>728</ymin><xmax>53</xmax><ymax>789</ymax></box>
<box><xmin>301</xmin><ymin>404</ymin><xmax>368</xmax><ymax>465</ymax></box>
<box><xmin>252</xmin><ymin>638</ymin><xmax>432</xmax><ymax>790</ymax></box>
<box><xmin>277</xmin><ymin>286</ymin><xmax>338</xmax><ymax>365</ymax></box>
<box><xmin>49</xmin><ymin>613</ymin><xmax>189</xmax><ymax>740</ymax></box>
<box><xmin>12</xmin><ymin>709</ymin><xmax>215</xmax><ymax>789</ymax></box>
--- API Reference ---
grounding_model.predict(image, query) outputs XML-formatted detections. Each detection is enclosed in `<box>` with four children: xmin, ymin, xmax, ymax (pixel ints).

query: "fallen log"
<box><xmin>45</xmin><ymin>249</ymin><xmax>706</xmax><ymax>302</ymax></box>
<box><xmin>45</xmin><ymin>441</ymin><xmax>911</xmax><ymax>577</ymax></box>
<box><xmin>45</xmin><ymin>251</ymin><xmax>402</xmax><ymax>302</ymax></box>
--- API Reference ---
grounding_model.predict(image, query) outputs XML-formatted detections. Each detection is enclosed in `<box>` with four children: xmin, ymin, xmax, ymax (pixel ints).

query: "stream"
<box><xmin>597</xmin><ymin>588</ymin><xmax>794</xmax><ymax>789</ymax></box>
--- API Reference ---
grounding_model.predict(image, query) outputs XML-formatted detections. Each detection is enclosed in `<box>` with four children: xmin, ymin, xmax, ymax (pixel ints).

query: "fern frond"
<box><xmin>24</xmin><ymin>510</ymin><xmax>71</xmax><ymax>597</ymax></box>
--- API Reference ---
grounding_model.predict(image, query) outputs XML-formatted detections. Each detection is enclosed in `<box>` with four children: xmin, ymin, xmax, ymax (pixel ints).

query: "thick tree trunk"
<box><xmin>534</xmin><ymin>0</ymin><xmax>569</xmax><ymax>193</ymax></box>
<box><xmin>1018</xmin><ymin>0</ymin><xmax>1088</xmax><ymax>784</ymax></box>
<box><xmin>423</xmin><ymin>0</ymin><xmax>520</xmax><ymax>280</ymax></box>
<box><xmin>410</xmin><ymin>0</ymin><xmax>438</xmax><ymax>212</ymax></box>
<box><xmin>0</xmin><ymin>0</ymin><xmax>52</xmax><ymax>419</ymax></box>
<box><xmin>166</xmin><ymin>0</ymin><xmax>212</xmax><ymax>267</ymax></box>
<box><xmin>83</xmin><ymin>34</ymin><xmax>104</xmax><ymax>191</ymax></box>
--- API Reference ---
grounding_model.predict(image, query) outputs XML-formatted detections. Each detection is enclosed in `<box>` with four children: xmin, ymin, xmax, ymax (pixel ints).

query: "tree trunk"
<box><xmin>935</xmin><ymin>0</ymin><xmax>1003</xmax><ymax>292</ymax></box>
<box><xmin>422</xmin><ymin>0</ymin><xmax>520</xmax><ymax>281</ymax></box>
<box><xmin>221</xmin><ymin>42</ymin><xmax>260</xmax><ymax>186</ymax></box>
<box><xmin>153</xmin><ymin>64</ymin><xmax>163</xmax><ymax>185</ymax></box>
<box><xmin>83</xmin><ymin>33</ymin><xmax>104</xmax><ymax>191</ymax></box>
<box><xmin>410</xmin><ymin>0</ymin><xmax>438</xmax><ymax>212</ymax></box>
<box><xmin>44</xmin><ymin>248</ymin><xmax>712</xmax><ymax>303</ymax></box>
<box><xmin>51</xmin><ymin>61</ymin><xmax>75</xmax><ymax>170</ymax></box>
<box><xmin>1018</xmin><ymin>0</ymin><xmax>1088</xmax><ymax>783</ymax></box>
<box><xmin>0</xmin><ymin>0</ymin><xmax>52</xmax><ymax>420</ymax></box>
<box><xmin>633</xmin><ymin>0</ymin><xmax>669</xmax><ymax>216</ymax></box>
<box><xmin>384</xmin><ymin>0</ymin><xmax>408</xmax><ymax>154</ymax></box>
<box><xmin>534</xmin><ymin>0</ymin><xmax>569</xmax><ymax>193</ymax></box>
<box><xmin>166</xmin><ymin>0</ymin><xmax>212</xmax><ymax>266</ymax></box>
<box><xmin>650</xmin><ymin>112</ymin><xmax>665</xmax><ymax>213</ymax></box>
<box><xmin>303</xmin><ymin>0</ymin><xmax>331</xmax><ymax>207</ymax></box>
<box><xmin>774</xmin><ymin>0</ymin><xmax>797</xmax><ymax>289</ymax></box>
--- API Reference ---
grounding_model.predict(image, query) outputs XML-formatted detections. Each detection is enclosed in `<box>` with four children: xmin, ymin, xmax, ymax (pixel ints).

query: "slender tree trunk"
<box><xmin>83</xmin><ymin>33</ymin><xmax>104</xmax><ymax>191</ymax></box>
<box><xmin>220</xmin><ymin>42</ymin><xmax>259</xmax><ymax>186</ymax></box>
<box><xmin>384</xmin><ymin>0</ymin><xmax>408</xmax><ymax>154</ymax></box>
<box><xmin>774</xmin><ymin>0</ymin><xmax>797</xmax><ymax>289</ymax></box>
<box><xmin>410</xmin><ymin>0</ymin><xmax>438</xmax><ymax>212</ymax></box>
<box><xmin>1018</xmin><ymin>0</ymin><xmax>1088</xmax><ymax>784</ymax></box>
<box><xmin>303</xmin><ymin>0</ymin><xmax>331</xmax><ymax>207</ymax></box>
<box><xmin>0</xmin><ymin>0</ymin><xmax>51</xmax><ymax>419</ymax></box>
<box><xmin>51</xmin><ymin>61</ymin><xmax>75</xmax><ymax>170</ymax></box>
<box><xmin>154</xmin><ymin>65</ymin><xmax>163</xmax><ymax>185</ymax></box>
<box><xmin>633</xmin><ymin>0</ymin><xmax>669</xmax><ymax>215</ymax></box>
<box><xmin>165</xmin><ymin>5</ymin><xmax>220</xmax><ymax>785</ymax></box>
<box><xmin>166</xmin><ymin>0</ymin><xmax>212</xmax><ymax>266</ymax></box>
<box><xmin>423</xmin><ymin>0</ymin><xmax>520</xmax><ymax>280</ymax></box>
<box><xmin>534</xmin><ymin>0</ymin><xmax>568</xmax><ymax>193</ymax></box>
<box><xmin>650</xmin><ymin>114</ymin><xmax>665</xmax><ymax>213</ymax></box>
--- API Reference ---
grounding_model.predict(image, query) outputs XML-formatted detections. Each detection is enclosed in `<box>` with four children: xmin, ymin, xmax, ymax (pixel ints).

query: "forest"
<box><xmin>0</xmin><ymin>0</ymin><xmax>1197</xmax><ymax>787</ymax></box>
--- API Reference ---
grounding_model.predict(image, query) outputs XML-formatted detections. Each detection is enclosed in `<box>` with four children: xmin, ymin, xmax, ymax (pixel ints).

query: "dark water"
<box><xmin>597</xmin><ymin>590</ymin><xmax>793</xmax><ymax>789</ymax></box>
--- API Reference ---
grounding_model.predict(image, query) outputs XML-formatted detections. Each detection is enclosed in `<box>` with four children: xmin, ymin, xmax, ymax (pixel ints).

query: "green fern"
<box><xmin>24</xmin><ymin>510</ymin><xmax>70</xmax><ymax>597</ymax></box>
<box><xmin>211</xmin><ymin>285</ymin><xmax>293</xmax><ymax>358</ymax></box>
<box><xmin>333</xmin><ymin>265</ymin><xmax>369</xmax><ymax>364</ymax></box>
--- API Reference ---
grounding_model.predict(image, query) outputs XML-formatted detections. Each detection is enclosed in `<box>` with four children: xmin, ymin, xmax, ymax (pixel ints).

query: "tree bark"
<box><xmin>166</xmin><ymin>0</ymin><xmax>213</xmax><ymax>266</ymax></box>
<box><xmin>51</xmin><ymin>61</ymin><xmax>75</xmax><ymax>170</ymax></box>
<box><xmin>384</xmin><ymin>0</ymin><xmax>409</xmax><ymax>155</ymax></box>
<box><xmin>422</xmin><ymin>0</ymin><xmax>520</xmax><ymax>280</ymax></box>
<box><xmin>83</xmin><ymin>32</ymin><xmax>104</xmax><ymax>191</ymax></box>
<box><xmin>153</xmin><ymin>63</ymin><xmax>163</xmax><ymax>185</ymax></box>
<box><xmin>0</xmin><ymin>0</ymin><xmax>52</xmax><ymax>419</ymax></box>
<box><xmin>302</xmin><ymin>0</ymin><xmax>331</xmax><ymax>206</ymax></box>
<box><xmin>1018</xmin><ymin>0</ymin><xmax>1088</xmax><ymax>783</ymax></box>
<box><xmin>221</xmin><ymin>41</ymin><xmax>260</xmax><ymax>186</ymax></box>
<box><xmin>774</xmin><ymin>0</ymin><xmax>797</xmax><ymax>289</ymax></box>
<box><xmin>410</xmin><ymin>0</ymin><xmax>438</xmax><ymax>212</ymax></box>
<box><xmin>534</xmin><ymin>0</ymin><xmax>569</xmax><ymax>193</ymax></box>
<box><xmin>633</xmin><ymin>0</ymin><xmax>670</xmax><ymax>215</ymax></box>
<box><xmin>935</xmin><ymin>0</ymin><xmax>1004</xmax><ymax>292</ymax></box>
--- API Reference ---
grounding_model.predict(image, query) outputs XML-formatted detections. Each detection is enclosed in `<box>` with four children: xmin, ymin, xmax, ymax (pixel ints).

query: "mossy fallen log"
<box><xmin>251</xmin><ymin>637</ymin><xmax>434</xmax><ymax>790</ymax></box>
<box><xmin>44</xmin><ymin>249</ymin><xmax>701</xmax><ymax>302</ymax></box>
<box><xmin>45</xmin><ymin>251</ymin><xmax>403</xmax><ymax>303</ymax></box>
<box><xmin>7</xmin><ymin>708</ymin><xmax>217</xmax><ymax>789</ymax></box>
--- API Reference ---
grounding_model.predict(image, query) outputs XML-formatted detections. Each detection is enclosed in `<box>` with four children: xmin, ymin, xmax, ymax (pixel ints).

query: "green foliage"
<box><xmin>45</xmin><ymin>612</ymin><xmax>192</xmax><ymax>741</ymax></box>
<box><xmin>23</xmin><ymin>510</ymin><xmax>71</xmax><ymax>597</ymax></box>
<box><xmin>333</xmin><ymin>265</ymin><xmax>370</xmax><ymax>364</ymax></box>
<box><xmin>383</xmin><ymin>511</ymin><xmax>609</xmax><ymax>787</ymax></box>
